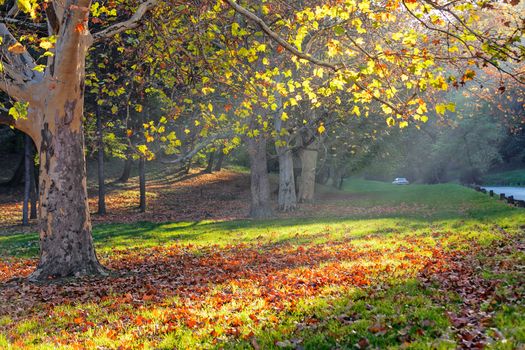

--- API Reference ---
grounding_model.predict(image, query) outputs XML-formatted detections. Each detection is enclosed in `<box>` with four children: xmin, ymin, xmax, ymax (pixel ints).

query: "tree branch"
<box><xmin>161</xmin><ymin>131</ymin><xmax>234</xmax><ymax>164</ymax></box>
<box><xmin>92</xmin><ymin>0</ymin><xmax>159</xmax><ymax>42</ymax></box>
<box><xmin>223</xmin><ymin>0</ymin><xmax>342</xmax><ymax>71</ymax></box>
<box><xmin>0</xmin><ymin>24</ymin><xmax>42</xmax><ymax>101</ymax></box>
<box><xmin>0</xmin><ymin>17</ymin><xmax>46</xmax><ymax>30</ymax></box>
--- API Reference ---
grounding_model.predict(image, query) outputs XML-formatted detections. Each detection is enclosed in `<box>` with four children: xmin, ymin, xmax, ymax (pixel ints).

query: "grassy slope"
<box><xmin>0</xmin><ymin>179</ymin><xmax>524</xmax><ymax>349</ymax></box>
<box><xmin>483</xmin><ymin>169</ymin><xmax>525</xmax><ymax>186</ymax></box>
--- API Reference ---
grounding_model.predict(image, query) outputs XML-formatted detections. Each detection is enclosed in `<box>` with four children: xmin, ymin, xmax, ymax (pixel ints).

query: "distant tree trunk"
<box><xmin>118</xmin><ymin>152</ymin><xmax>133</xmax><ymax>183</ymax></box>
<box><xmin>2</xmin><ymin>154</ymin><xmax>24</xmax><ymax>187</ymax></box>
<box><xmin>139</xmin><ymin>157</ymin><xmax>146</xmax><ymax>212</ymax></box>
<box><xmin>332</xmin><ymin>166</ymin><xmax>345</xmax><ymax>190</ymax></box>
<box><xmin>96</xmin><ymin>105</ymin><xmax>106</xmax><ymax>215</ymax></box>
<box><xmin>205</xmin><ymin>151</ymin><xmax>215</xmax><ymax>173</ymax></box>
<box><xmin>298</xmin><ymin>147</ymin><xmax>319</xmax><ymax>203</ymax></box>
<box><xmin>247</xmin><ymin>137</ymin><xmax>273</xmax><ymax>219</ymax></box>
<box><xmin>184</xmin><ymin>159</ymin><xmax>192</xmax><ymax>174</ymax></box>
<box><xmin>214</xmin><ymin>146</ymin><xmax>225</xmax><ymax>172</ymax></box>
<box><xmin>22</xmin><ymin>135</ymin><xmax>32</xmax><ymax>226</ymax></box>
<box><xmin>277</xmin><ymin>149</ymin><xmax>297</xmax><ymax>212</ymax></box>
<box><xmin>274</xmin><ymin>113</ymin><xmax>296</xmax><ymax>212</ymax></box>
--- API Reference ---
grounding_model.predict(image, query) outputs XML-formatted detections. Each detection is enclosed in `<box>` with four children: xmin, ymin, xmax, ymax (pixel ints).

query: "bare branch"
<box><xmin>92</xmin><ymin>0</ymin><xmax>159</xmax><ymax>42</ymax></box>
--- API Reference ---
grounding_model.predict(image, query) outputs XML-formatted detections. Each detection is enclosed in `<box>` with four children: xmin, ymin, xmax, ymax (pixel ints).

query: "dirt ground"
<box><xmin>0</xmin><ymin>162</ymin><xmax>415</xmax><ymax>235</ymax></box>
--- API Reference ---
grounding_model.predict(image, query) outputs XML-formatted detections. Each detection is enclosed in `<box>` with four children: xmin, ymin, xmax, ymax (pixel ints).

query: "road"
<box><xmin>482</xmin><ymin>187</ymin><xmax>525</xmax><ymax>201</ymax></box>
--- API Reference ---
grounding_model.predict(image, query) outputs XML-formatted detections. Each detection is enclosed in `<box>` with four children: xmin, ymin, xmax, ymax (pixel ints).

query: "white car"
<box><xmin>392</xmin><ymin>177</ymin><xmax>410</xmax><ymax>185</ymax></box>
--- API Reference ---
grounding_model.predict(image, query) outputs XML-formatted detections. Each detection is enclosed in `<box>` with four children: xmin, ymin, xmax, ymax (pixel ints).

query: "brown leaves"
<box><xmin>7</xmin><ymin>43</ymin><xmax>26</xmax><ymax>54</ymax></box>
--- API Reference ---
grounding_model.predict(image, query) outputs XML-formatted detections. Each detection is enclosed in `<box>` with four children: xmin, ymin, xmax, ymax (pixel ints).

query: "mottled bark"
<box><xmin>247</xmin><ymin>137</ymin><xmax>273</xmax><ymax>219</ymax></box>
<box><xmin>32</xmin><ymin>116</ymin><xmax>107</xmax><ymax>280</ymax></box>
<box><xmin>29</xmin><ymin>3</ymin><xmax>108</xmax><ymax>280</ymax></box>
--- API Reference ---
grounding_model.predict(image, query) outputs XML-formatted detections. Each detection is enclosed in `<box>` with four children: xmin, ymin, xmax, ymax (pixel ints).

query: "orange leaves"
<box><xmin>75</xmin><ymin>23</ymin><xmax>86</xmax><ymax>33</ymax></box>
<box><xmin>7</xmin><ymin>43</ymin><xmax>26</xmax><ymax>54</ymax></box>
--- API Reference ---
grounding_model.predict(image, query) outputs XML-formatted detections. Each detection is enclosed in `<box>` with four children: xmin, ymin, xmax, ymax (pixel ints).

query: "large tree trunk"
<box><xmin>247</xmin><ymin>137</ymin><xmax>273</xmax><ymax>219</ymax></box>
<box><xmin>29</xmin><ymin>12</ymin><xmax>107</xmax><ymax>280</ymax></box>
<box><xmin>298</xmin><ymin>147</ymin><xmax>319</xmax><ymax>203</ymax></box>
<box><xmin>32</xmin><ymin>112</ymin><xmax>107</xmax><ymax>280</ymax></box>
<box><xmin>96</xmin><ymin>105</ymin><xmax>106</xmax><ymax>215</ymax></box>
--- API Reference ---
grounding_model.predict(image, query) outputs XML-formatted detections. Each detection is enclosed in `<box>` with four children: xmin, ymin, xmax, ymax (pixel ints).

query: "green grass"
<box><xmin>0</xmin><ymin>179</ymin><xmax>523</xmax><ymax>349</ymax></box>
<box><xmin>483</xmin><ymin>169</ymin><xmax>525</xmax><ymax>186</ymax></box>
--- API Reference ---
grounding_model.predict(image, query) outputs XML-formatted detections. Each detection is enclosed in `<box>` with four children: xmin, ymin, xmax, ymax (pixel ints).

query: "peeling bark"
<box><xmin>32</xmin><ymin>117</ymin><xmax>107</xmax><ymax>280</ymax></box>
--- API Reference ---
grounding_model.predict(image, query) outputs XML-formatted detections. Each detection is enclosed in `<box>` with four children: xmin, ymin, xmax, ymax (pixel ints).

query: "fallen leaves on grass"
<box><xmin>0</xmin><ymin>235</ymin><xmax>452</xmax><ymax>348</ymax></box>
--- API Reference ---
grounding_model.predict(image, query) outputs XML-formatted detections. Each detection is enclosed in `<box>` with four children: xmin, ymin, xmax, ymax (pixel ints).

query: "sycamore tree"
<box><xmin>0</xmin><ymin>0</ymin><xmax>157</xmax><ymax>280</ymax></box>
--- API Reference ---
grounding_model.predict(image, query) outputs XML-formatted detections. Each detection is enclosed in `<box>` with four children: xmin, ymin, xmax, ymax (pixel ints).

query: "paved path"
<box><xmin>482</xmin><ymin>187</ymin><xmax>525</xmax><ymax>201</ymax></box>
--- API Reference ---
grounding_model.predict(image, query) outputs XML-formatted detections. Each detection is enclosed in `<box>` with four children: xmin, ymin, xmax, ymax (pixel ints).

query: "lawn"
<box><xmin>0</xmin><ymin>179</ymin><xmax>524</xmax><ymax>349</ymax></box>
<box><xmin>483</xmin><ymin>169</ymin><xmax>525</xmax><ymax>186</ymax></box>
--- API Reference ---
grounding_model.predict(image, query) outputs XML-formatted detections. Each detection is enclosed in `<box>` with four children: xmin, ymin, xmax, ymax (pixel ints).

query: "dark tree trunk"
<box><xmin>96</xmin><ymin>105</ymin><xmax>106</xmax><ymax>215</ymax></box>
<box><xmin>214</xmin><ymin>146</ymin><xmax>225</xmax><ymax>172</ymax></box>
<box><xmin>118</xmin><ymin>152</ymin><xmax>133</xmax><ymax>183</ymax></box>
<box><xmin>2</xmin><ymin>154</ymin><xmax>24</xmax><ymax>188</ymax></box>
<box><xmin>332</xmin><ymin>166</ymin><xmax>345</xmax><ymax>190</ymax></box>
<box><xmin>22</xmin><ymin>135</ymin><xmax>32</xmax><ymax>226</ymax></box>
<box><xmin>139</xmin><ymin>157</ymin><xmax>146</xmax><ymax>212</ymax></box>
<box><xmin>204</xmin><ymin>151</ymin><xmax>215</xmax><ymax>173</ymax></box>
<box><xmin>184</xmin><ymin>160</ymin><xmax>192</xmax><ymax>175</ymax></box>
<box><xmin>247</xmin><ymin>137</ymin><xmax>273</xmax><ymax>219</ymax></box>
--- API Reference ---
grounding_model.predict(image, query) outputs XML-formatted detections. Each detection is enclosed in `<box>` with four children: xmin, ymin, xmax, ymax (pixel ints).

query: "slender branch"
<box><xmin>161</xmin><ymin>131</ymin><xmax>234</xmax><ymax>164</ymax></box>
<box><xmin>0</xmin><ymin>17</ymin><xmax>46</xmax><ymax>30</ymax></box>
<box><xmin>223</xmin><ymin>0</ymin><xmax>342</xmax><ymax>71</ymax></box>
<box><xmin>92</xmin><ymin>0</ymin><xmax>159</xmax><ymax>42</ymax></box>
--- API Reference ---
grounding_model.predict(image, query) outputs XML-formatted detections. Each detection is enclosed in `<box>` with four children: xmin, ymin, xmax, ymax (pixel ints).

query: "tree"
<box><xmin>0</xmin><ymin>0</ymin><xmax>158</xmax><ymax>280</ymax></box>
